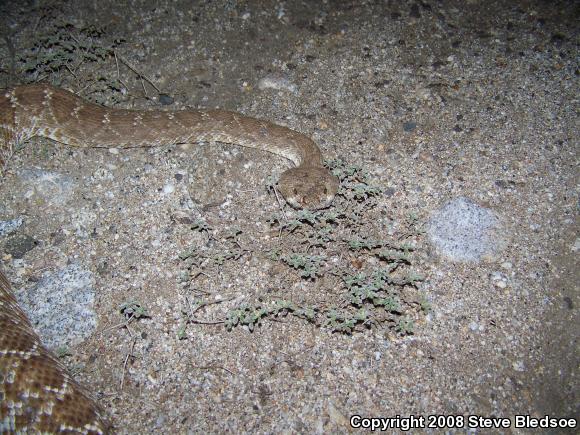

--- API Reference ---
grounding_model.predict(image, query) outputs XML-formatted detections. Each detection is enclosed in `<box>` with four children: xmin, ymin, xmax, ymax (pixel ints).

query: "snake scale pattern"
<box><xmin>0</xmin><ymin>84</ymin><xmax>339</xmax><ymax>433</ymax></box>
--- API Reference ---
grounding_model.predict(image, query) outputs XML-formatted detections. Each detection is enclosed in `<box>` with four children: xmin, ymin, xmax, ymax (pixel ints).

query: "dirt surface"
<box><xmin>0</xmin><ymin>0</ymin><xmax>578</xmax><ymax>433</ymax></box>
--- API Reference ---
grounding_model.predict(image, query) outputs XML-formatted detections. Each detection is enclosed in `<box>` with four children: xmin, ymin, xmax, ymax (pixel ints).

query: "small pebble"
<box><xmin>162</xmin><ymin>183</ymin><xmax>175</xmax><ymax>194</ymax></box>
<box><xmin>257</xmin><ymin>74</ymin><xmax>297</xmax><ymax>93</ymax></box>
<box><xmin>158</xmin><ymin>94</ymin><xmax>174</xmax><ymax>105</ymax></box>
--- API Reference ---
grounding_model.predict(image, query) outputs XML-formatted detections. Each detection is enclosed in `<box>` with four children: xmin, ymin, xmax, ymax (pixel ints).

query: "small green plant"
<box><xmin>190</xmin><ymin>219</ymin><xmax>211</xmax><ymax>233</ymax></box>
<box><xmin>119</xmin><ymin>301</ymin><xmax>149</xmax><ymax>320</ymax></box>
<box><xmin>327</xmin><ymin>158</ymin><xmax>383</xmax><ymax>203</ymax></box>
<box><xmin>19</xmin><ymin>24</ymin><xmax>114</xmax><ymax>76</ymax></box>
<box><xmin>55</xmin><ymin>346</ymin><xmax>72</xmax><ymax>358</ymax></box>
<box><xmin>282</xmin><ymin>253</ymin><xmax>325</xmax><ymax>279</ymax></box>
<box><xmin>213</xmin><ymin>249</ymin><xmax>244</xmax><ymax>265</ymax></box>
<box><xmin>418</xmin><ymin>293</ymin><xmax>432</xmax><ymax>313</ymax></box>
<box><xmin>225</xmin><ymin>304</ymin><xmax>270</xmax><ymax>332</ymax></box>
<box><xmin>17</xmin><ymin>17</ymin><xmax>124</xmax><ymax>100</ymax></box>
<box><xmin>268</xmin><ymin>248</ymin><xmax>282</xmax><ymax>261</ymax></box>
<box><xmin>396</xmin><ymin>317</ymin><xmax>414</xmax><ymax>335</ymax></box>
<box><xmin>179</xmin><ymin>223</ymin><xmax>248</xmax><ymax>284</ymax></box>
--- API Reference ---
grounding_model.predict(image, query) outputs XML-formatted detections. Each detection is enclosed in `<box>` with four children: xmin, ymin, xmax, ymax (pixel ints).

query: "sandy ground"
<box><xmin>0</xmin><ymin>0</ymin><xmax>578</xmax><ymax>433</ymax></box>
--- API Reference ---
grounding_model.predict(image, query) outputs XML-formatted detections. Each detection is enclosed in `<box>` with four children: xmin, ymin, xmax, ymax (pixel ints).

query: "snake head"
<box><xmin>277</xmin><ymin>166</ymin><xmax>339</xmax><ymax>209</ymax></box>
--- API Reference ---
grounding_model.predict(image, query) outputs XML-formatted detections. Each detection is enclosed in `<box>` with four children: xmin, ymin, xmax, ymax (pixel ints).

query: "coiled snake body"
<box><xmin>0</xmin><ymin>84</ymin><xmax>338</xmax><ymax>433</ymax></box>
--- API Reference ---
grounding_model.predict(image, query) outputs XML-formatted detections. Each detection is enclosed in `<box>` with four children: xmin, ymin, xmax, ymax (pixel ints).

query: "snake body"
<box><xmin>0</xmin><ymin>271</ymin><xmax>109</xmax><ymax>433</ymax></box>
<box><xmin>0</xmin><ymin>84</ymin><xmax>338</xmax><ymax>433</ymax></box>
<box><xmin>1</xmin><ymin>84</ymin><xmax>338</xmax><ymax>209</ymax></box>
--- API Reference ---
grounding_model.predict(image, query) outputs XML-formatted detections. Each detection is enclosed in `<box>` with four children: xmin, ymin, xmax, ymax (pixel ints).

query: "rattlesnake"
<box><xmin>0</xmin><ymin>84</ymin><xmax>339</xmax><ymax>433</ymax></box>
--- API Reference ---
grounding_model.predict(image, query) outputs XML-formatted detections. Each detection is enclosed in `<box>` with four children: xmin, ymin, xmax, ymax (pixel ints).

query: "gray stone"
<box><xmin>15</xmin><ymin>263</ymin><xmax>98</xmax><ymax>349</ymax></box>
<box><xmin>427</xmin><ymin>197</ymin><xmax>506</xmax><ymax>263</ymax></box>
<box><xmin>0</xmin><ymin>217</ymin><xmax>24</xmax><ymax>236</ymax></box>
